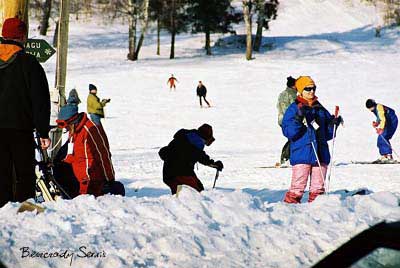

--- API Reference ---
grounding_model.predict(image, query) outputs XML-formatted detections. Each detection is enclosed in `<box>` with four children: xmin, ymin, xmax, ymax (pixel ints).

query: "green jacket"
<box><xmin>87</xmin><ymin>93</ymin><xmax>107</xmax><ymax>117</ymax></box>
<box><xmin>277</xmin><ymin>87</ymin><xmax>297</xmax><ymax>126</ymax></box>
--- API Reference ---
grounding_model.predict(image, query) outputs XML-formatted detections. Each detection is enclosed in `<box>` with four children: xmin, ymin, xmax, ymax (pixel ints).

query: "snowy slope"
<box><xmin>1</xmin><ymin>0</ymin><xmax>400</xmax><ymax>267</ymax></box>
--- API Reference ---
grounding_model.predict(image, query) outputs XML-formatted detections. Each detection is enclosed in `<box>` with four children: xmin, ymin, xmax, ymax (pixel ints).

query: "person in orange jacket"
<box><xmin>167</xmin><ymin>74</ymin><xmax>178</xmax><ymax>91</ymax></box>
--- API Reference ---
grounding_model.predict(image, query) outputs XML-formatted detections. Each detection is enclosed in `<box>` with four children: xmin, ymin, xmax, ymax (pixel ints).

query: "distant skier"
<box><xmin>277</xmin><ymin>76</ymin><xmax>297</xmax><ymax>165</ymax></box>
<box><xmin>167</xmin><ymin>74</ymin><xmax>178</xmax><ymax>91</ymax></box>
<box><xmin>87</xmin><ymin>84</ymin><xmax>110</xmax><ymax>126</ymax></box>
<box><xmin>365</xmin><ymin>99</ymin><xmax>398</xmax><ymax>162</ymax></box>
<box><xmin>196</xmin><ymin>81</ymin><xmax>211</xmax><ymax>108</ymax></box>
<box><xmin>281</xmin><ymin>76</ymin><xmax>342</xmax><ymax>203</ymax></box>
<box><xmin>158</xmin><ymin>124</ymin><xmax>223</xmax><ymax>194</ymax></box>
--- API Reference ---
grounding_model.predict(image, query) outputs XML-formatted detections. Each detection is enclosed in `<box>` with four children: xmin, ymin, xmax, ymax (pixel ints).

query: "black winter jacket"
<box><xmin>0</xmin><ymin>40</ymin><xmax>50</xmax><ymax>138</ymax></box>
<box><xmin>196</xmin><ymin>85</ymin><xmax>207</xmax><ymax>97</ymax></box>
<box><xmin>159</xmin><ymin>129</ymin><xmax>215</xmax><ymax>180</ymax></box>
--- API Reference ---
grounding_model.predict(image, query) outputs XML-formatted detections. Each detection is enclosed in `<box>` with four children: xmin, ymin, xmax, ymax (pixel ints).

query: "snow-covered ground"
<box><xmin>1</xmin><ymin>0</ymin><xmax>400</xmax><ymax>267</ymax></box>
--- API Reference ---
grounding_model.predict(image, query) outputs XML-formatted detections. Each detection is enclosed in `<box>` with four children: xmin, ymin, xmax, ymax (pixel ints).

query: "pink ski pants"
<box><xmin>284</xmin><ymin>164</ymin><xmax>327</xmax><ymax>203</ymax></box>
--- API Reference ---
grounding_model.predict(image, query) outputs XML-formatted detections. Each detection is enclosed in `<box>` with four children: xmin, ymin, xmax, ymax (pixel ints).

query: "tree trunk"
<box><xmin>243</xmin><ymin>1</ymin><xmax>253</xmax><ymax>60</ymax></box>
<box><xmin>134</xmin><ymin>0</ymin><xmax>150</xmax><ymax>61</ymax></box>
<box><xmin>127</xmin><ymin>1</ymin><xmax>137</xmax><ymax>61</ymax></box>
<box><xmin>51</xmin><ymin>0</ymin><xmax>70</xmax><ymax>160</ymax></box>
<box><xmin>39</xmin><ymin>0</ymin><xmax>52</xmax><ymax>36</ymax></box>
<box><xmin>0</xmin><ymin>0</ymin><xmax>29</xmax><ymax>33</ymax></box>
<box><xmin>253</xmin><ymin>20</ymin><xmax>263</xmax><ymax>52</ymax></box>
<box><xmin>156</xmin><ymin>17</ymin><xmax>161</xmax><ymax>55</ymax></box>
<box><xmin>53</xmin><ymin>20</ymin><xmax>59</xmax><ymax>47</ymax></box>
<box><xmin>169</xmin><ymin>0</ymin><xmax>176</xmax><ymax>59</ymax></box>
<box><xmin>55</xmin><ymin>0</ymin><xmax>70</xmax><ymax>105</ymax></box>
<box><xmin>253</xmin><ymin>1</ymin><xmax>265</xmax><ymax>52</ymax></box>
<box><xmin>205</xmin><ymin>30</ymin><xmax>211</xmax><ymax>55</ymax></box>
<box><xmin>170</xmin><ymin>30</ymin><xmax>175</xmax><ymax>59</ymax></box>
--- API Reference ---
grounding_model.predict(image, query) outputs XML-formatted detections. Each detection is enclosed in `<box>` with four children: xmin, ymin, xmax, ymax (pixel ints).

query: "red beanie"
<box><xmin>2</xmin><ymin>18</ymin><xmax>27</xmax><ymax>40</ymax></box>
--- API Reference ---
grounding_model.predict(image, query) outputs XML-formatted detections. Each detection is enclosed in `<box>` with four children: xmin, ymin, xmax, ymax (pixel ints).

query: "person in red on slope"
<box><xmin>55</xmin><ymin>99</ymin><xmax>124</xmax><ymax>197</ymax></box>
<box><xmin>167</xmin><ymin>74</ymin><xmax>178</xmax><ymax>91</ymax></box>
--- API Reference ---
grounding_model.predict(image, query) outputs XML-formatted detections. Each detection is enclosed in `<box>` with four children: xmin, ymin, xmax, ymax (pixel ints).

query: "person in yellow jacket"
<box><xmin>366</xmin><ymin>99</ymin><xmax>398</xmax><ymax>162</ymax></box>
<box><xmin>87</xmin><ymin>84</ymin><xmax>110</xmax><ymax>126</ymax></box>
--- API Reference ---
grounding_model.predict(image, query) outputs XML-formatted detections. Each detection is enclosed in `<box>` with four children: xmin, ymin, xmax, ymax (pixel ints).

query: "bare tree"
<box><xmin>149</xmin><ymin>0</ymin><xmax>166</xmax><ymax>55</ymax></box>
<box><xmin>242</xmin><ymin>0</ymin><xmax>253</xmax><ymax>60</ymax></box>
<box><xmin>109</xmin><ymin>0</ymin><xmax>150</xmax><ymax>61</ymax></box>
<box><xmin>169</xmin><ymin>0</ymin><xmax>177</xmax><ymax>59</ymax></box>
<box><xmin>39</xmin><ymin>0</ymin><xmax>52</xmax><ymax>35</ymax></box>
<box><xmin>158</xmin><ymin>0</ymin><xmax>188</xmax><ymax>59</ymax></box>
<box><xmin>253</xmin><ymin>0</ymin><xmax>278</xmax><ymax>52</ymax></box>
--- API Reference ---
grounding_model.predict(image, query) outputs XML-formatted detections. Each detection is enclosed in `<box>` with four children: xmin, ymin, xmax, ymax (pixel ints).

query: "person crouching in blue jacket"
<box><xmin>365</xmin><ymin>99</ymin><xmax>398</xmax><ymax>162</ymax></box>
<box><xmin>281</xmin><ymin>76</ymin><xmax>342</xmax><ymax>203</ymax></box>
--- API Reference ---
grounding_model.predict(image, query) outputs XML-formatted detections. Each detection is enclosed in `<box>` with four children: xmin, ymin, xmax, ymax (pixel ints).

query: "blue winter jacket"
<box><xmin>281</xmin><ymin>99</ymin><xmax>335</xmax><ymax>165</ymax></box>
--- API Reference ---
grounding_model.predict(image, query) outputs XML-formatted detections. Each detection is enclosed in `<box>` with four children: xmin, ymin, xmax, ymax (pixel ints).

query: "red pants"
<box><xmin>164</xmin><ymin>176</ymin><xmax>204</xmax><ymax>195</ymax></box>
<box><xmin>284</xmin><ymin>164</ymin><xmax>327</xmax><ymax>203</ymax></box>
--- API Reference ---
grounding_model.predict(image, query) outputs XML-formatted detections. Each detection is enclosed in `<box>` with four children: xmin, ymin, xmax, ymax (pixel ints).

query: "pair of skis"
<box><xmin>18</xmin><ymin>132</ymin><xmax>71</xmax><ymax>214</ymax></box>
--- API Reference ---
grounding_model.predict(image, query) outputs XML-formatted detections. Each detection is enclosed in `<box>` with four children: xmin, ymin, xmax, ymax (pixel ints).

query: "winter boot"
<box><xmin>375</xmin><ymin>154</ymin><xmax>395</xmax><ymax>163</ymax></box>
<box><xmin>308</xmin><ymin>192</ymin><xmax>323</xmax><ymax>202</ymax></box>
<box><xmin>284</xmin><ymin>192</ymin><xmax>302</xmax><ymax>204</ymax></box>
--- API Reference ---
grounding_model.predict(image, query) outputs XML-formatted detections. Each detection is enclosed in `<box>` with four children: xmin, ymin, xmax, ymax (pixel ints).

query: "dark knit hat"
<box><xmin>89</xmin><ymin>84</ymin><xmax>97</xmax><ymax>91</ymax></box>
<box><xmin>198</xmin><ymin>124</ymin><xmax>215</xmax><ymax>145</ymax></box>
<box><xmin>2</xmin><ymin>18</ymin><xmax>27</xmax><ymax>40</ymax></box>
<box><xmin>58</xmin><ymin>104</ymin><xmax>78</xmax><ymax>121</ymax></box>
<box><xmin>287</xmin><ymin>76</ymin><xmax>296</xmax><ymax>87</ymax></box>
<box><xmin>366</xmin><ymin>99</ymin><xmax>376</xmax><ymax>109</ymax></box>
<box><xmin>67</xmin><ymin>88</ymin><xmax>81</xmax><ymax>105</ymax></box>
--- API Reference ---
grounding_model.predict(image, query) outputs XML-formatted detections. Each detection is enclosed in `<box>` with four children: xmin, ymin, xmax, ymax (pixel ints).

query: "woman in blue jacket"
<box><xmin>281</xmin><ymin>76</ymin><xmax>341</xmax><ymax>203</ymax></box>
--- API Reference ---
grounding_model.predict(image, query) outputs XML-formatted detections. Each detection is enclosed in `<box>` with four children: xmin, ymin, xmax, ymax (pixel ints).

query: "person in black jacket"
<box><xmin>159</xmin><ymin>124</ymin><xmax>223</xmax><ymax>194</ymax></box>
<box><xmin>196</xmin><ymin>81</ymin><xmax>211</xmax><ymax>108</ymax></box>
<box><xmin>0</xmin><ymin>18</ymin><xmax>51</xmax><ymax>207</ymax></box>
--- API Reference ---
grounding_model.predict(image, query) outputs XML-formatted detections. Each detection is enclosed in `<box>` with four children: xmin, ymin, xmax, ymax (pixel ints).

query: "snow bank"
<box><xmin>0</xmin><ymin>190</ymin><xmax>399</xmax><ymax>268</ymax></box>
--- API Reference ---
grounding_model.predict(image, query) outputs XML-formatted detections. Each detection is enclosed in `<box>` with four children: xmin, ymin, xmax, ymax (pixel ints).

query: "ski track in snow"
<box><xmin>1</xmin><ymin>0</ymin><xmax>400</xmax><ymax>267</ymax></box>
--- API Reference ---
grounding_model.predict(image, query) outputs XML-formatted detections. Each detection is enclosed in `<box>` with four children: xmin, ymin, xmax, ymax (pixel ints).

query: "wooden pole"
<box><xmin>50</xmin><ymin>0</ymin><xmax>70</xmax><ymax>159</ymax></box>
<box><xmin>0</xmin><ymin>0</ymin><xmax>29</xmax><ymax>31</ymax></box>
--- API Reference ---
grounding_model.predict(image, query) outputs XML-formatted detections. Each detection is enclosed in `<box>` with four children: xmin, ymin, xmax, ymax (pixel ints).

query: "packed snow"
<box><xmin>1</xmin><ymin>0</ymin><xmax>400</xmax><ymax>267</ymax></box>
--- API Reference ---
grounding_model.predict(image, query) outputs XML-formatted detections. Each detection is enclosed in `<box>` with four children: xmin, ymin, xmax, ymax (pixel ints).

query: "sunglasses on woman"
<box><xmin>303</xmin><ymin>86</ymin><xmax>316</xmax><ymax>92</ymax></box>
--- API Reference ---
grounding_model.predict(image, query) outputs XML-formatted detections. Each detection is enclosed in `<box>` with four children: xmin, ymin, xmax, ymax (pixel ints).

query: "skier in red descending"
<box><xmin>167</xmin><ymin>74</ymin><xmax>178</xmax><ymax>91</ymax></box>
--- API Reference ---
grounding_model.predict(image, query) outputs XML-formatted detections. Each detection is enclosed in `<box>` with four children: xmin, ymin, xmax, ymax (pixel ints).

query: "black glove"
<box><xmin>331</xmin><ymin>115</ymin><xmax>344</xmax><ymax>128</ymax></box>
<box><xmin>214</xmin><ymin>160</ymin><xmax>224</xmax><ymax>171</ymax></box>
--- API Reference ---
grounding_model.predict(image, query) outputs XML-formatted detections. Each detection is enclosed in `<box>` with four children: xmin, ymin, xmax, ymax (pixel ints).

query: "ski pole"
<box><xmin>212</xmin><ymin>170</ymin><xmax>219</xmax><ymax>189</ymax></box>
<box><xmin>306</xmin><ymin>126</ymin><xmax>326</xmax><ymax>191</ymax></box>
<box><xmin>326</xmin><ymin>106</ymin><xmax>340</xmax><ymax>193</ymax></box>
<box><xmin>379</xmin><ymin>134</ymin><xmax>400</xmax><ymax>158</ymax></box>
<box><xmin>311</xmin><ymin>140</ymin><xmax>326</xmax><ymax>189</ymax></box>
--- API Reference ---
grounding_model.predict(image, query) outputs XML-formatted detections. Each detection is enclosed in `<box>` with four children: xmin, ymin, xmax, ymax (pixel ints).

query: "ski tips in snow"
<box><xmin>17</xmin><ymin>201</ymin><xmax>45</xmax><ymax>214</ymax></box>
<box><xmin>256</xmin><ymin>162</ymin><xmax>290</xmax><ymax>169</ymax></box>
<box><xmin>350</xmin><ymin>160</ymin><xmax>399</xmax><ymax>165</ymax></box>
